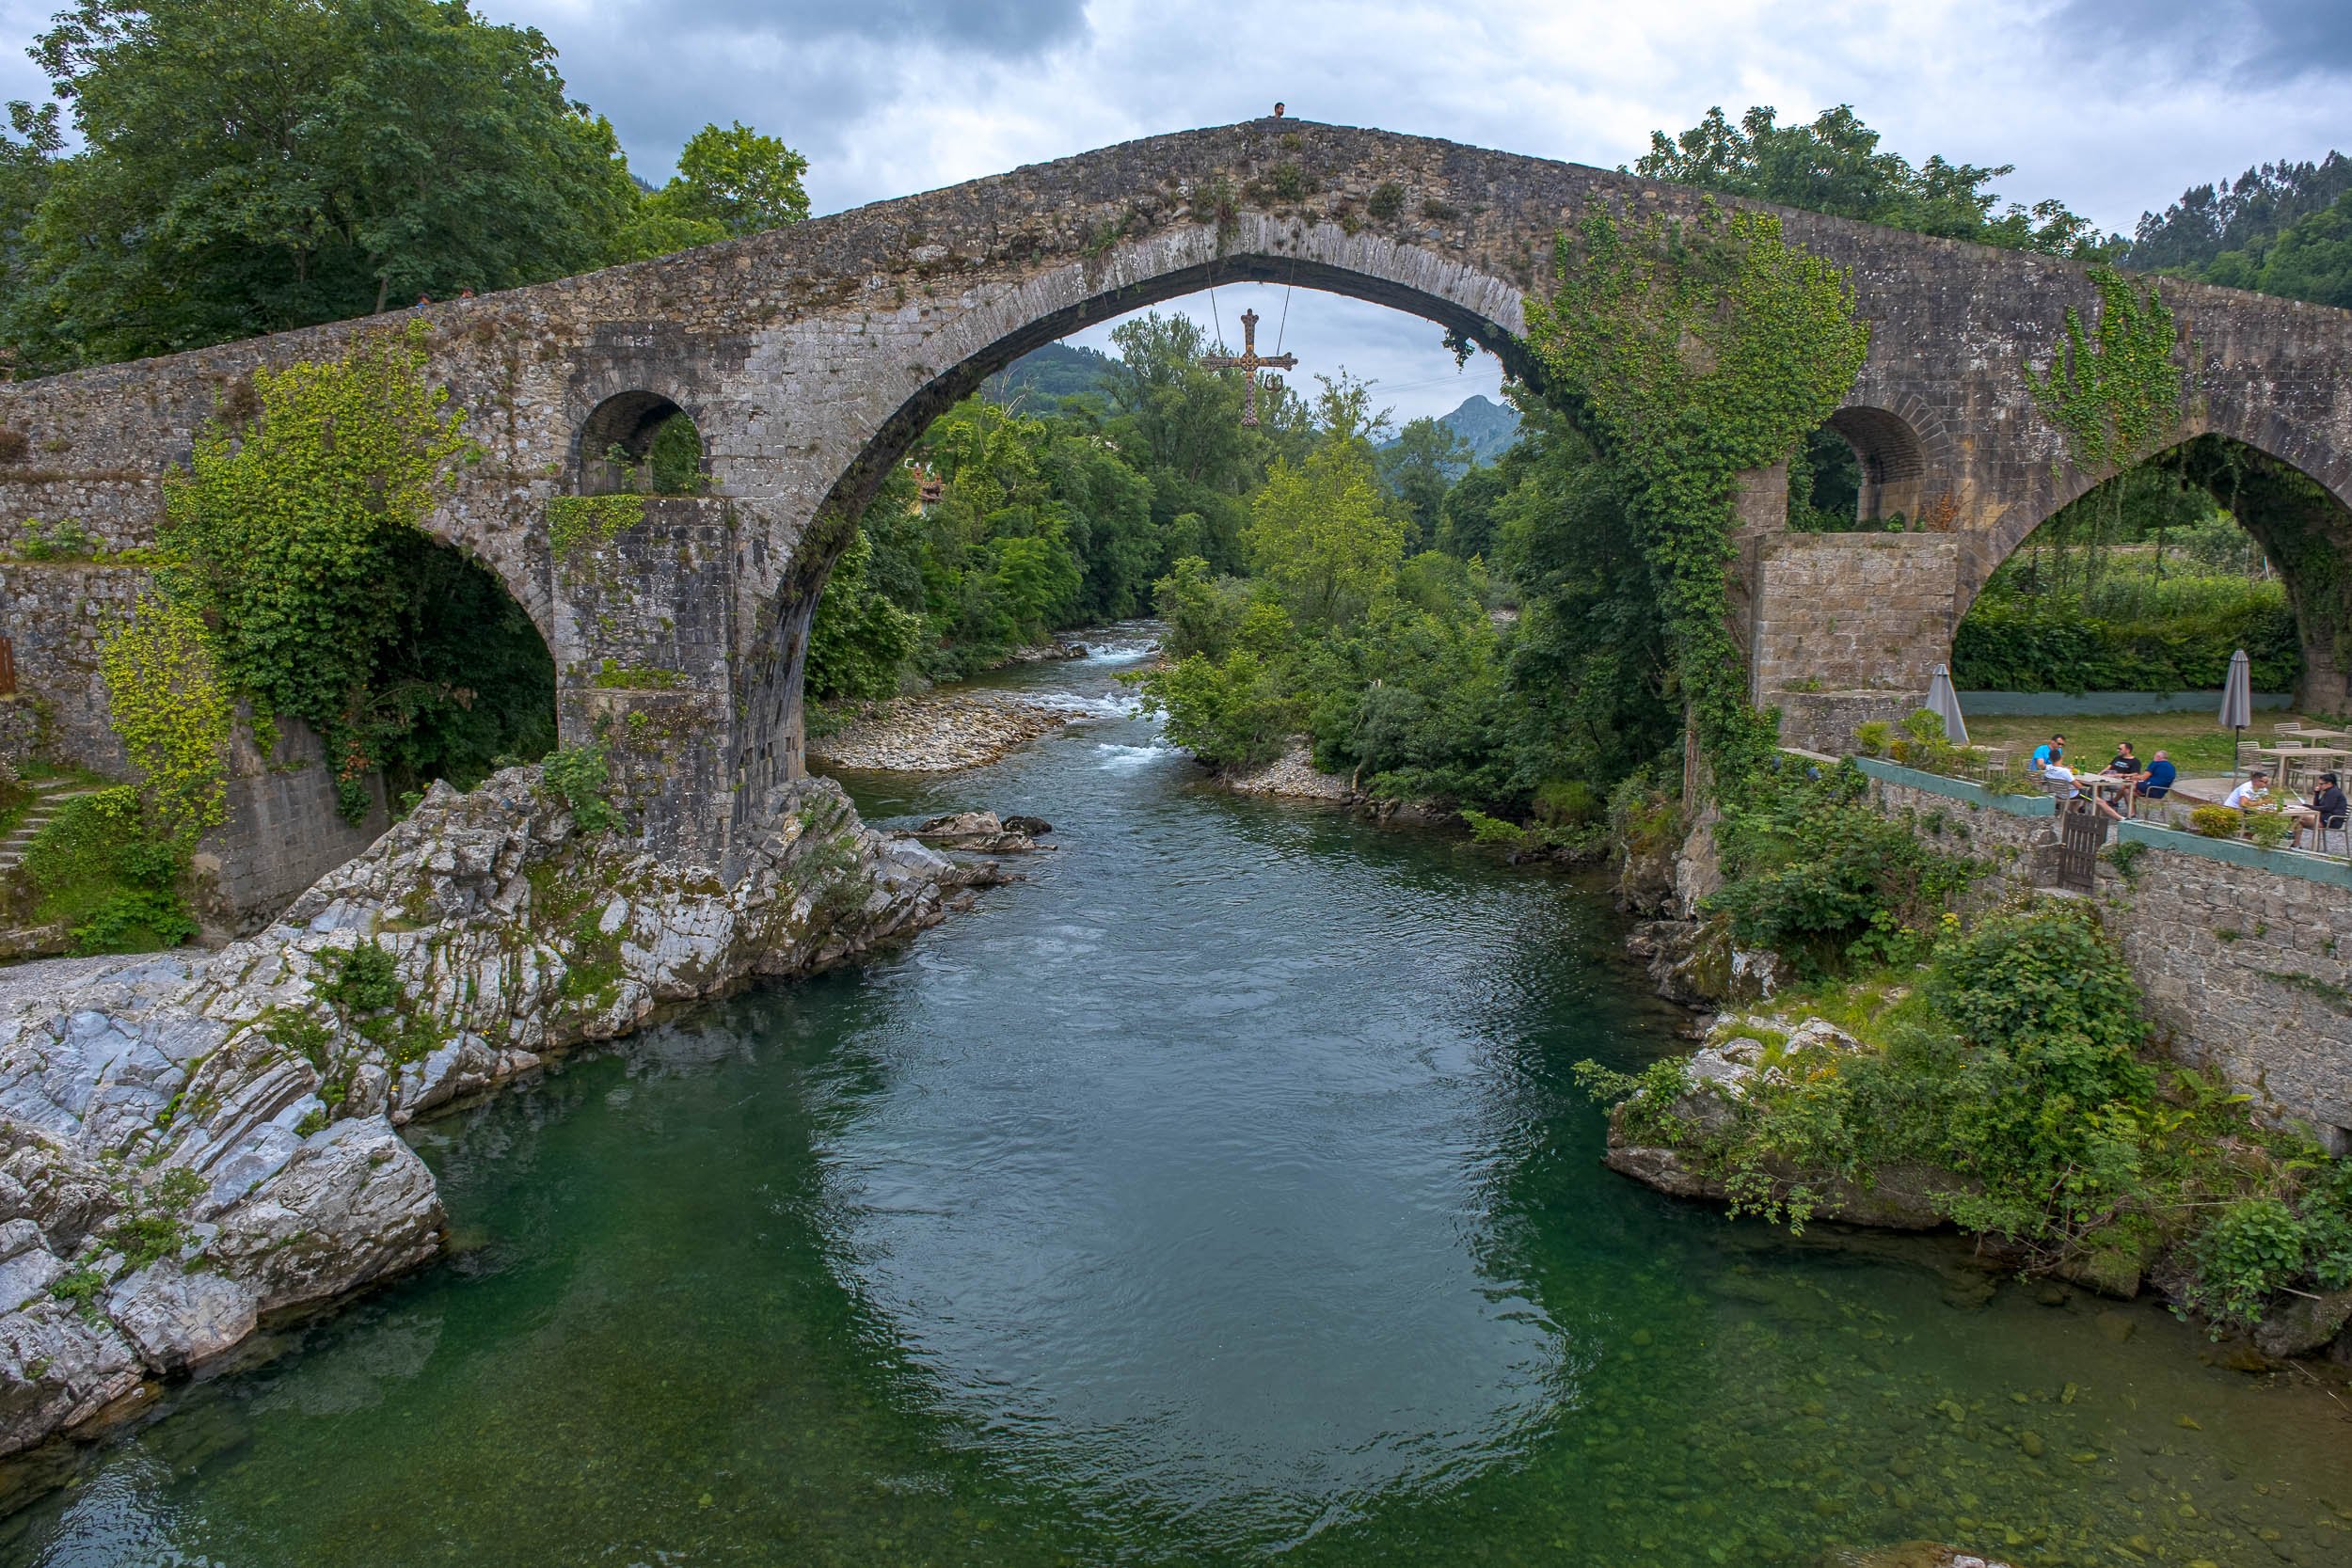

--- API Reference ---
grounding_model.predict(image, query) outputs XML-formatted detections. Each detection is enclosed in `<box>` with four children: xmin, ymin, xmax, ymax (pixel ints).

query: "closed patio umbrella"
<box><xmin>1925</xmin><ymin>663</ymin><xmax>1968</xmax><ymax>747</ymax></box>
<box><xmin>2221</xmin><ymin>647</ymin><xmax>2253</xmax><ymax>780</ymax></box>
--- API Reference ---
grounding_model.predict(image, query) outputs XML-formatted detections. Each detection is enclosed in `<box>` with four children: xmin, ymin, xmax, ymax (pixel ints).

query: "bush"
<box><xmin>2190</xmin><ymin>804</ymin><xmax>2244</xmax><ymax>839</ymax></box>
<box><xmin>21</xmin><ymin>787</ymin><xmax>197</xmax><ymax>955</ymax></box>
<box><xmin>543</xmin><ymin>744</ymin><xmax>618</xmax><ymax>834</ymax></box>
<box><xmin>1134</xmin><ymin>651</ymin><xmax>1295</xmax><ymax>768</ymax></box>
<box><xmin>2244</xmin><ymin>810</ymin><xmax>2293</xmax><ymax>849</ymax></box>
<box><xmin>1953</xmin><ymin>574</ymin><xmax>2300</xmax><ymax>694</ymax></box>
<box><xmin>317</xmin><ymin>942</ymin><xmax>401</xmax><ymax>1015</ymax></box>
<box><xmin>1705</xmin><ymin>757</ymin><xmax>1979</xmax><ymax>973</ymax></box>
<box><xmin>1853</xmin><ymin>720</ymin><xmax>1891</xmax><ymax>756</ymax></box>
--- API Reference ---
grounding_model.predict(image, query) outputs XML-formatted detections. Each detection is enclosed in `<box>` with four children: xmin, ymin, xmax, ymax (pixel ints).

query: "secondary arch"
<box><xmin>1956</xmin><ymin>431</ymin><xmax>2352</xmax><ymax>711</ymax></box>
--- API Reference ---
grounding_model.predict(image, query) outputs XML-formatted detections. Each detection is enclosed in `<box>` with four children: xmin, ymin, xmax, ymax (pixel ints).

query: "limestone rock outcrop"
<box><xmin>0</xmin><ymin>765</ymin><xmax>962</xmax><ymax>1461</ymax></box>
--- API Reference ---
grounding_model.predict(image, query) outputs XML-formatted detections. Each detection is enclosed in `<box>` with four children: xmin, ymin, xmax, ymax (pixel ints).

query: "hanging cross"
<box><xmin>1200</xmin><ymin>309</ymin><xmax>1296</xmax><ymax>427</ymax></box>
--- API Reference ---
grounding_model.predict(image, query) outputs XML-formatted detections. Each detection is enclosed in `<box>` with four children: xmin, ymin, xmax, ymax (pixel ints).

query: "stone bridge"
<box><xmin>5</xmin><ymin>119</ymin><xmax>2352</xmax><ymax>889</ymax></box>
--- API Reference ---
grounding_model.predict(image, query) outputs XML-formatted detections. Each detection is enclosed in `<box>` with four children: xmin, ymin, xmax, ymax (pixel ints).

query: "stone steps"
<box><xmin>0</xmin><ymin>783</ymin><xmax>104</xmax><ymax>872</ymax></box>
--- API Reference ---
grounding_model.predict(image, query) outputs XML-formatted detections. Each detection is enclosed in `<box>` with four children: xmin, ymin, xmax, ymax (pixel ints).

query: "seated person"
<box><xmin>2222</xmin><ymin>771</ymin><xmax>2272</xmax><ymax>811</ymax></box>
<box><xmin>2133</xmin><ymin>750</ymin><xmax>2177</xmax><ymax>805</ymax></box>
<box><xmin>2046</xmin><ymin>761</ymin><xmax>2122</xmax><ymax>819</ymax></box>
<box><xmin>2028</xmin><ymin>734</ymin><xmax>2067</xmax><ymax>773</ymax></box>
<box><xmin>2296</xmin><ymin>770</ymin><xmax>2347</xmax><ymax>847</ymax></box>
<box><xmin>2106</xmin><ymin>742</ymin><xmax>2138</xmax><ymax>774</ymax></box>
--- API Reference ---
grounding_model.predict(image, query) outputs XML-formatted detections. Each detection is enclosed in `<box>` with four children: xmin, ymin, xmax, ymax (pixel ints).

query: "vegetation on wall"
<box><xmin>97</xmin><ymin>593</ymin><xmax>231</xmax><ymax>847</ymax></box>
<box><xmin>156</xmin><ymin>330</ymin><xmax>556</xmax><ymax>816</ymax></box>
<box><xmin>2025</xmin><ymin>265</ymin><xmax>2184</xmax><ymax>483</ymax></box>
<box><xmin>1524</xmin><ymin>202</ymin><xmax>1869</xmax><ymax>784</ymax></box>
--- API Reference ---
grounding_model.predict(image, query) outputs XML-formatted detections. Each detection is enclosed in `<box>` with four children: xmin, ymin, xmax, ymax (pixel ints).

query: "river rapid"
<box><xmin>6</xmin><ymin>636</ymin><xmax>2349</xmax><ymax>1567</ymax></box>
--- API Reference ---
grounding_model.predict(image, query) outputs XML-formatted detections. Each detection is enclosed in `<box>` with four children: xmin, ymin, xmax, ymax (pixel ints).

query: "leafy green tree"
<box><xmin>1101</xmin><ymin>311</ymin><xmax>1309</xmax><ymax>572</ymax></box>
<box><xmin>5</xmin><ymin>0</ymin><xmax>643</xmax><ymax>371</ymax></box>
<box><xmin>615</xmin><ymin>119</ymin><xmax>811</xmax><ymax>259</ymax></box>
<box><xmin>2204</xmin><ymin>189</ymin><xmax>2352</xmax><ymax>309</ymax></box>
<box><xmin>805</xmin><ymin>528</ymin><xmax>924</xmax><ymax>703</ymax></box>
<box><xmin>1636</xmin><ymin>104</ymin><xmax>2106</xmax><ymax>256</ymax></box>
<box><xmin>2127</xmin><ymin>151</ymin><xmax>2352</xmax><ymax>273</ymax></box>
<box><xmin>1244</xmin><ymin>439</ymin><xmax>1406</xmax><ymax>630</ymax></box>
<box><xmin>1434</xmin><ymin>463</ymin><xmax>1508</xmax><ymax>561</ymax></box>
<box><xmin>1377</xmin><ymin>416</ymin><xmax>1471</xmax><ymax>551</ymax></box>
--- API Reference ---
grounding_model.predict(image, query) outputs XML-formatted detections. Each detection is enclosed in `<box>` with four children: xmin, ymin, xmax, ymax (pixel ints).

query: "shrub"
<box><xmin>1705</xmin><ymin>757</ymin><xmax>1979</xmax><ymax>973</ymax></box>
<box><xmin>22</xmin><ymin>787</ymin><xmax>197</xmax><ymax>955</ymax></box>
<box><xmin>2244</xmin><ymin>810</ymin><xmax>2293</xmax><ymax>849</ymax></box>
<box><xmin>1134</xmin><ymin>651</ymin><xmax>1295</xmax><ymax>768</ymax></box>
<box><xmin>1853</xmin><ymin>721</ymin><xmax>1890</xmax><ymax>756</ymax></box>
<box><xmin>543</xmin><ymin>744</ymin><xmax>619</xmax><ymax>834</ymax></box>
<box><xmin>2190</xmin><ymin>804</ymin><xmax>2244</xmax><ymax>839</ymax></box>
<box><xmin>317</xmin><ymin>942</ymin><xmax>401</xmax><ymax>1015</ymax></box>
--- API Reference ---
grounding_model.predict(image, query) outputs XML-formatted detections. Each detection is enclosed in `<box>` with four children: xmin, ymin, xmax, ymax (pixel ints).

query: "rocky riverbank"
<box><xmin>1601</xmin><ymin>1005</ymin><xmax>2352</xmax><ymax>1365</ymax></box>
<box><xmin>0</xmin><ymin>766</ymin><xmax>989</xmax><ymax>1465</ymax></box>
<box><xmin>809</xmin><ymin>689</ymin><xmax>1102</xmax><ymax>772</ymax></box>
<box><xmin>1215</xmin><ymin>742</ymin><xmax>1359</xmax><ymax>803</ymax></box>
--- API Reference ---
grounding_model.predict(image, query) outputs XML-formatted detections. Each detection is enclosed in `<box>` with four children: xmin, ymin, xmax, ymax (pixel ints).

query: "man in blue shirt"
<box><xmin>2029</xmin><ymin>734</ymin><xmax>2067</xmax><ymax>772</ymax></box>
<box><xmin>2132</xmin><ymin>751</ymin><xmax>2177</xmax><ymax>816</ymax></box>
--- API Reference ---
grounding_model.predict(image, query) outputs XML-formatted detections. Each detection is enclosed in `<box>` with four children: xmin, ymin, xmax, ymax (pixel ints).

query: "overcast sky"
<box><xmin>2</xmin><ymin>0</ymin><xmax>2343</xmax><ymax>420</ymax></box>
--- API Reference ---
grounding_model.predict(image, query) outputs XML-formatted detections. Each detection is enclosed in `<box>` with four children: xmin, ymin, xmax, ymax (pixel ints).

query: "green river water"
<box><xmin>5</xmin><ymin>637</ymin><xmax>2349</xmax><ymax>1566</ymax></box>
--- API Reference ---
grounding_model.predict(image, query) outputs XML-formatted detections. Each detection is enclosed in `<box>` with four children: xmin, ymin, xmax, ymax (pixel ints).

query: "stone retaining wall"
<box><xmin>0</xmin><ymin>560</ymin><xmax>142</xmax><ymax>773</ymax></box>
<box><xmin>195</xmin><ymin>719</ymin><xmax>389</xmax><ymax>938</ymax></box>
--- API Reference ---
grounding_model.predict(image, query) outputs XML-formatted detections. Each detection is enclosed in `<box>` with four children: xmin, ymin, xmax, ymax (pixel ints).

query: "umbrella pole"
<box><xmin>2233</xmin><ymin>725</ymin><xmax>2242</xmax><ymax>783</ymax></box>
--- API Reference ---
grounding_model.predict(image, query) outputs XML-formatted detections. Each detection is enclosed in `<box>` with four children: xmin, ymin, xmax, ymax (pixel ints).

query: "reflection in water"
<box><xmin>7</xmin><ymin>635</ymin><xmax>2351</xmax><ymax>1567</ymax></box>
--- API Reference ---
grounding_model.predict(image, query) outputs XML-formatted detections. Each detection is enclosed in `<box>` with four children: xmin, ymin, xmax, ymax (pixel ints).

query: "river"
<box><xmin>5</xmin><ymin>636</ymin><xmax>2349</xmax><ymax>1566</ymax></box>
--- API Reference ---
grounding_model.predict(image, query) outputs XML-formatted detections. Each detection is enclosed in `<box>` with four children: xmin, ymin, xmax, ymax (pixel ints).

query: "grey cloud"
<box><xmin>632</xmin><ymin>0</ymin><xmax>1087</xmax><ymax>54</ymax></box>
<box><xmin>2050</xmin><ymin>0</ymin><xmax>2352</xmax><ymax>83</ymax></box>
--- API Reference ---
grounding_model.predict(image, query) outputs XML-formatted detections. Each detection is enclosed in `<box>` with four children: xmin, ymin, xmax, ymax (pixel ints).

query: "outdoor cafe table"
<box><xmin>2074</xmin><ymin>773</ymin><xmax>2135</xmax><ymax>813</ymax></box>
<box><xmin>2255</xmin><ymin>746</ymin><xmax>2349</xmax><ymax>789</ymax></box>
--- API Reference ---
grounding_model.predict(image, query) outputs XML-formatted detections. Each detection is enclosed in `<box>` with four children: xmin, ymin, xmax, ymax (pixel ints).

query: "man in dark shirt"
<box><xmin>2302</xmin><ymin>770</ymin><xmax>2348</xmax><ymax>850</ymax></box>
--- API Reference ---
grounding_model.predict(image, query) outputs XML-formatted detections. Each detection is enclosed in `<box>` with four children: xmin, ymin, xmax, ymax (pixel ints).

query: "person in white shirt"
<box><xmin>2223</xmin><ymin>771</ymin><xmax>2272</xmax><ymax>811</ymax></box>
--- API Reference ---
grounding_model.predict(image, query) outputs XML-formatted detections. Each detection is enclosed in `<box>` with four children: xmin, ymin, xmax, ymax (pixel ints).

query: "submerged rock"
<box><xmin>905</xmin><ymin>811</ymin><xmax>1047</xmax><ymax>854</ymax></box>
<box><xmin>2255</xmin><ymin>1286</ymin><xmax>2352</xmax><ymax>1359</ymax></box>
<box><xmin>0</xmin><ymin>766</ymin><xmax>963</xmax><ymax>1462</ymax></box>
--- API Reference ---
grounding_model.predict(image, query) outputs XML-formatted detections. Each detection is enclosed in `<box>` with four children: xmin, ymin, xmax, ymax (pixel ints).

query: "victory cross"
<box><xmin>1199</xmin><ymin>308</ymin><xmax>1296</xmax><ymax>427</ymax></box>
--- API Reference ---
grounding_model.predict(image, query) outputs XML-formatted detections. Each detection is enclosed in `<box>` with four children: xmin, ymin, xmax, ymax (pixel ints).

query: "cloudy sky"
<box><xmin>1</xmin><ymin>0</ymin><xmax>2342</xmax><ymax>419</ymax></box>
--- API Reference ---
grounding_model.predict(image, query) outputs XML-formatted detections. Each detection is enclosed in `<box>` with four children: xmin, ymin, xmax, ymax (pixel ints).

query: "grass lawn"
<box><xmin>1960</xmin><ymin>708</ymin><xmax>2323</xmax><ymax>775</ymax></box>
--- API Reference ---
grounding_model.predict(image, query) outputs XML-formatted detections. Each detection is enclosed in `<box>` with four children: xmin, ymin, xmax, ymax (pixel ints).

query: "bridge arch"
<box><xmin>734</xmin><ymin>215</ymin><xmax>1541</xmax><ymax>807</ymax></box>
<box><xmin>1820</xmin><ymin>404</ymin><xmax>1945</xmax><ymax>526</ymax></box>
<box><xmin>1957</xmin><ymin>428</ymin><xmax>2352</xmax><ymax>712</ymax></box>
<box><xmin>575</xmin><ymin>388</ymin><xmax>706</xmax><ymax>495</ymax></box>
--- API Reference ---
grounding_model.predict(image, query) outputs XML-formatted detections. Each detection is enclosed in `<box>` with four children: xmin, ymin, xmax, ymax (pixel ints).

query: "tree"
<box><xmin>3</xmin><ymin>0</ymin><xmax>644</xmax><ymax>371</ymax></box>
<box><xmin>2126</xmin><ymin>152</ymin><xmax>2352</xmax><ymax>274</ymax></box>
<box><xmin>615</xmin><ymin>119</ymin><xmax>810</xmax><ymax>259</ymax></box>
<box><xmin>1378</xmin><ymin>417</ymin><xmax>1472</xmax><ymax>552</ymax></box>
<box><xmin>1635</xmin><ymin>104</ymin><xmax>2106</xmax><ymax>257</ymax></box>
<box><xmin>1244</xmin><ymin>440</ymin><xmax>1405</xmax><ymax>630</ymax></box>
<box><xmin>2203</xmin><ymin>189</ymin><xmax>2352</xmax><ymax>309</ymax></box>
